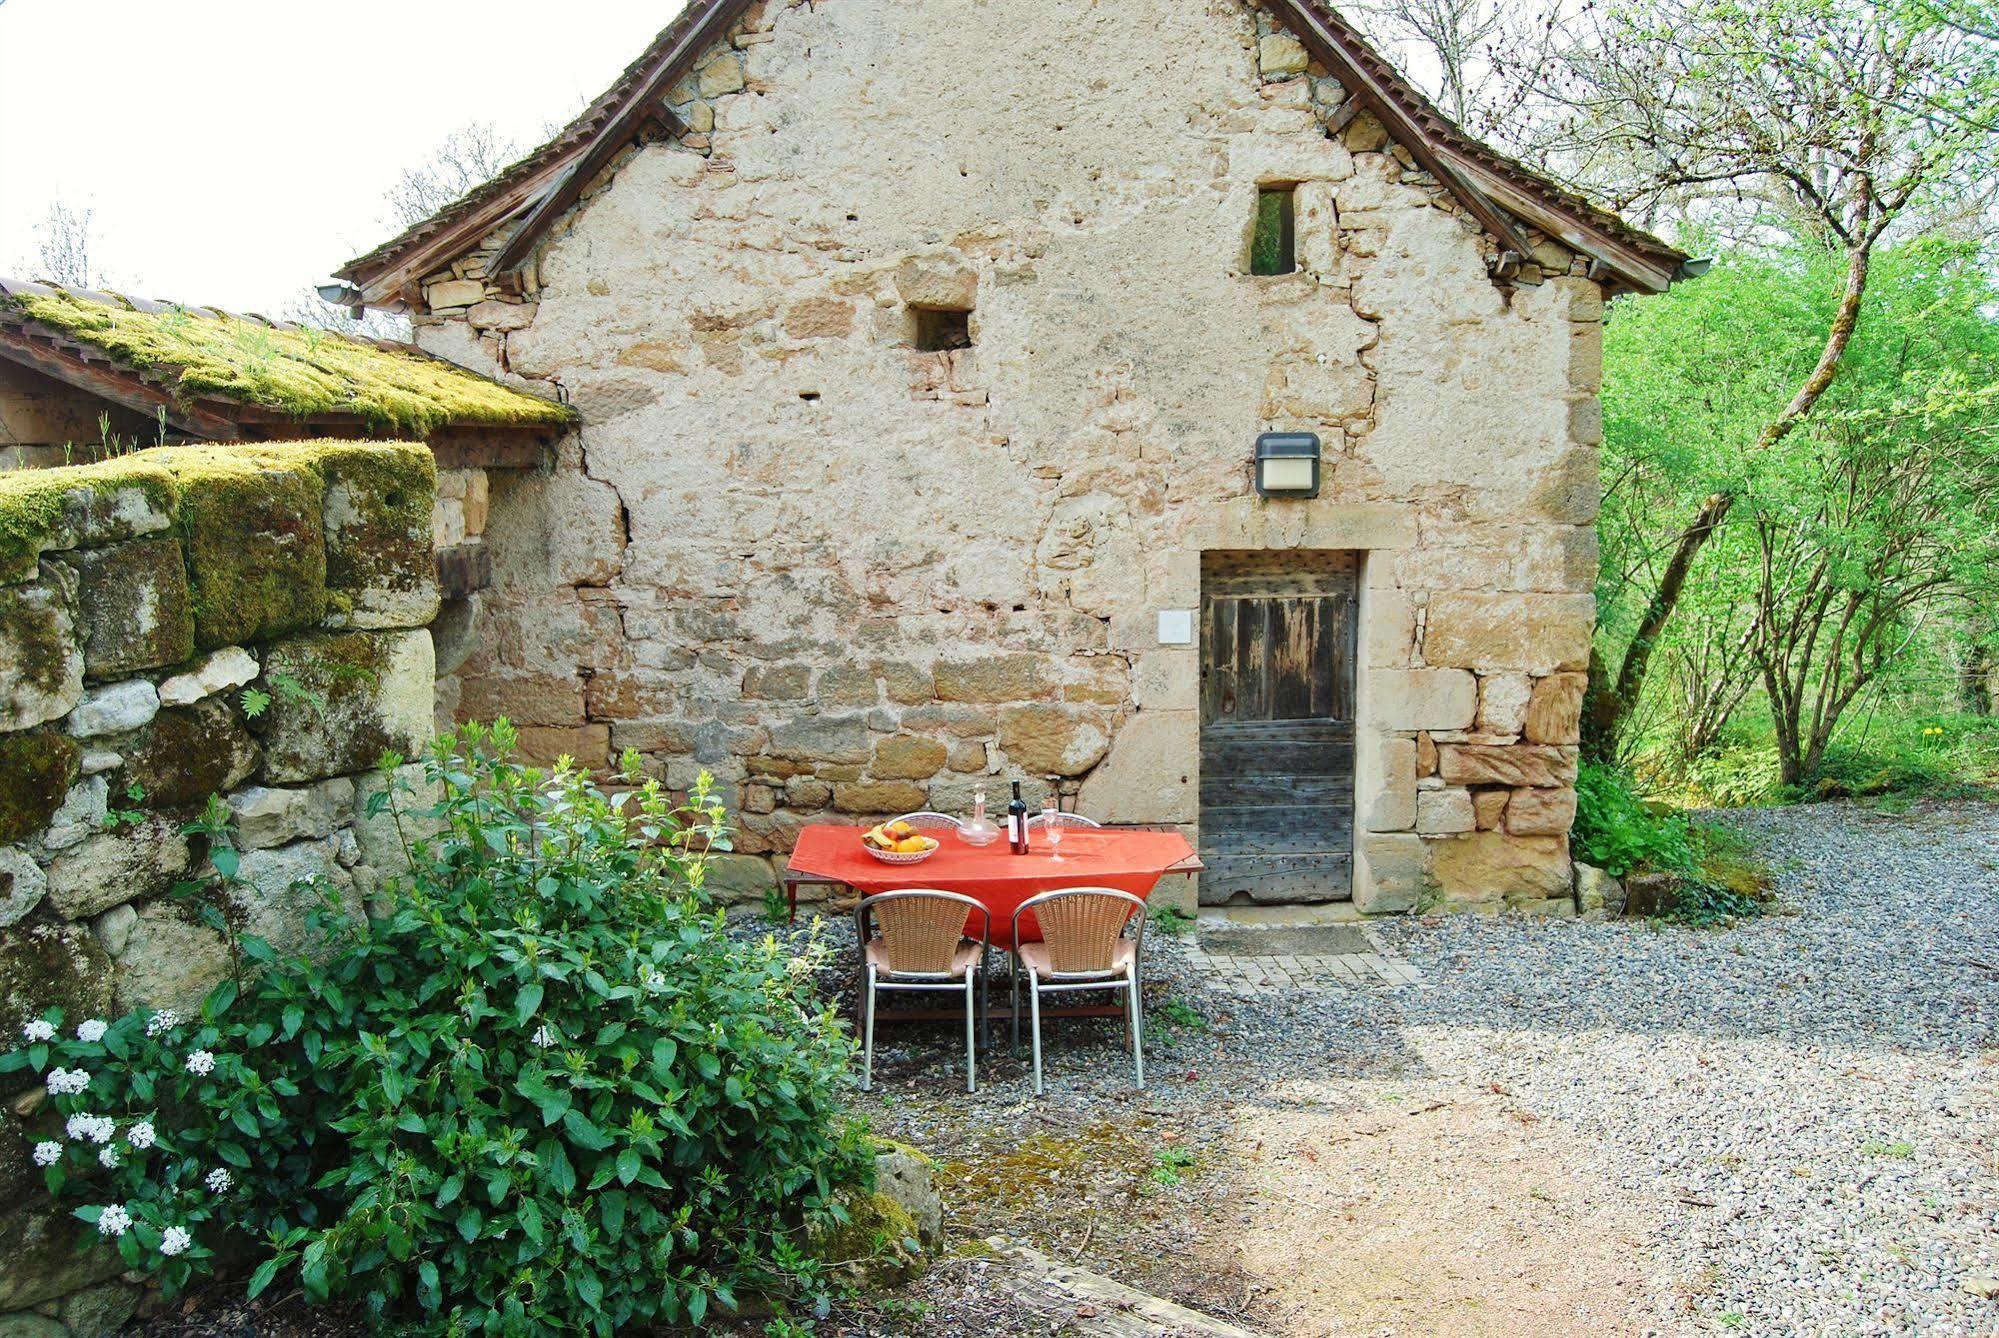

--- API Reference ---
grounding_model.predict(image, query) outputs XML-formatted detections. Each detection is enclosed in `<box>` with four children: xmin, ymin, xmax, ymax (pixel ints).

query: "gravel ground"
<box><xmin>139</xmin><ymin>799</ymin><xmax>1999</xmax><ymax>1335</ymax></box>
<box><xmin>846</xmin><ymin>798</ymin><xmax>1999</xmax><ymax>1336</ymax></box>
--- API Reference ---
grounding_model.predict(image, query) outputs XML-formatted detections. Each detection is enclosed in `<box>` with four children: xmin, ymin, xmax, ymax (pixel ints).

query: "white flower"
<box><xmin>20</xmin><ymin>1019</ymin><xmax>56</xmax><ymax>1044</ymax></box>
<box><xmin>183</xmin><ymin>1050</ymin><xmax>215</xmax><ymax>1077</ymax></box>
<box><xmin>98</xmin><ymin>1145</ymin><xmax>120</xmax><ymax>1169</ymax></box>
<box><xmin>160</xmin><ymin>1226</ymin><xmax>191</xmax><ymax>1257</ymax></box>
<box><xmin>531</xmin><ymin>1025</ymin><xmax>558</xmax><ymax>1049</ymax></box>
<box><xmin>95</xmin><ymin>1204</ymin><xmax>131</xmax><ymax>1237</ymax></box>
<box><xmin>126</xmin><ymin>1121</ymin><xmax>156</xmax><ymax>1150</ymax></box>
<box><xmin>66</xmin><ymin>1114</ymin><xmax>113</xmax><ymax>1144</ymax></box>
<box><xmin>75</xmin><ymin>1020</ymin><xmax>107</xmax><ymax>1044</ymax></box>
<box><xmin>145</xmin><ymin>1010</ymin><xmax>179</xmax><ymax>1038</ymax></box>
<box><xmin>31</xmin><ymin>1141</ymin><xmax>61</xmax><ymax>1167</ymax></box>
<box><xmin>204</xmin><ymin>1167</ymin><xmax>230</xmax><ymax>1194</ymax></box>
<box><xmin>44</xmin><ymin>1067</ymin><xmax>89</xmax><ymax>1097</ymax></box>
<box><xmin>639</xmin><ymin>965</ymin><xmax>667</xmax><ymax>994</ymax></box>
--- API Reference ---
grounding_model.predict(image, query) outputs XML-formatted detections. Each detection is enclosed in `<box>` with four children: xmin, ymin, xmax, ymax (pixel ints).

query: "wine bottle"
<box><xmin>1008</xmin><ymin>780</ymin><xmax>1030</xmax><ymax>855</ymax></box>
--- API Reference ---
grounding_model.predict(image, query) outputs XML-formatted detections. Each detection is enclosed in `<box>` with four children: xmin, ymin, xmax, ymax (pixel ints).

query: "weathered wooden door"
<box><xmin>1198</xmin><ymin>551</ymin><xmax>1358</xmax><ymax>903</ymax></box>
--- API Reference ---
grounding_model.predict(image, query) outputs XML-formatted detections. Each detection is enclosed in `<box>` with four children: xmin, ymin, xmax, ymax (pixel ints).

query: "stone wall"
<box><xmin>407</xmin><ymin>0</ymin><xmax>1600</xmax><ymax>914</ymax></box>
<box><xmin>0</xmin><ymin>442</ymin><xmax>437</xmax><ymax>1332</ymax></box>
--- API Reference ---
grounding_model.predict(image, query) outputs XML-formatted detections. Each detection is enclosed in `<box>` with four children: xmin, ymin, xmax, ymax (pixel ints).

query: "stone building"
<box><xmin>328</xmin><ymin>0</ymin><xmax>1690</xmax><ymax>913</ymax></box>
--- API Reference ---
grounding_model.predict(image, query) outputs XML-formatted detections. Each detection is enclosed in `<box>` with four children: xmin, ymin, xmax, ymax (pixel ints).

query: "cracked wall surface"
<box><xmin>410</xmin><ymin>0</ymin><xmax>1603</xmax><ymax>913</ymax></box>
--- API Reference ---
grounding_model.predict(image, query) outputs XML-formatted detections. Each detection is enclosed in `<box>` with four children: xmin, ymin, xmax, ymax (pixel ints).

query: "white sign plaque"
<box><xmin>1157</xmin><ymin>610</ymin><xmax>1194</xmax><ymax>645</ymax></box>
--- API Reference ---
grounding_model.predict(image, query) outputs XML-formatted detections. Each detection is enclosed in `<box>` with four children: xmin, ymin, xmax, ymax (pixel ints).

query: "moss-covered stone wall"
<box><xmin>0</xmin><ymin>442</ymin><xmax>440</xmax><ymax>1333</ymax></box>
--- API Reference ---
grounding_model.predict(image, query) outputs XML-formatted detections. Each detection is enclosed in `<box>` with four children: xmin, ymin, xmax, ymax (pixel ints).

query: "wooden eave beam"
<box><xmin>487</xmin><ymin>0</ymin><xmax>752</xmax><ymax>278</ymax></box>
<box><xmin>1265</xmin><ymin>0</ymin><xmax>1540</xmax><ymax>270</ymax></box>
<box><xmin>0</xmin><ymin>328</ymin><xmax>240</xmax><ymax>440</ymax></box>
<box><xmin>1447</xmin><ymin>156</ymin><xmax>1679</xmax><ymax>294</ymax></box>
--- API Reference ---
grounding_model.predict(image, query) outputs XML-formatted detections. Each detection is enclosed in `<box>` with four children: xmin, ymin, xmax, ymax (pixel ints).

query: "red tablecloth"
<box><xmin>786</xmin><ymin>824</ymin><xmax>1195</xmax><ymax>950</ymax></box>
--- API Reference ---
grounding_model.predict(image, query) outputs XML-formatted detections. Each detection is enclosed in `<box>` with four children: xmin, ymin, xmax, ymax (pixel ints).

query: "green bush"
<box><xmin>2</xmin><ymin>722</ymin><xmax>870</xmax><ymax>1333</ymax></box>
<box><xmin>1573</xmin><ymin>761</ymin><xmax>1696</xmax><ymax>878</ymax></box>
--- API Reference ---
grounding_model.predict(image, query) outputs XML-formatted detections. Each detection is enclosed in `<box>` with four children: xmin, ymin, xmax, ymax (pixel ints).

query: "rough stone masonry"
<box><xmin>400</xmin><ymin>0</ymin><xmax>1607</xmax><ymax>914</ymax></box>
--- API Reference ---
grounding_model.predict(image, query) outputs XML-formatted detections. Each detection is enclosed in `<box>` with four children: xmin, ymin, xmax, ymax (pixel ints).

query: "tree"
<box><xmin>380</xmin><ymin>121</ymin><xmax>520</xmax><ymax>232</ymax></box>
<box><xmin>27</xmin><ymin>202</ymin><xmax>104</xmax><ymax>289</ymax></box>
<box><xmin>1556</xmin><ymin>0</ymin><xmax>1999</xmax><ymax>758</ymax></box>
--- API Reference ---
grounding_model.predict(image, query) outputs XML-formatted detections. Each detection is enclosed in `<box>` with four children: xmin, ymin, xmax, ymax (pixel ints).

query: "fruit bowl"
<box><xmin>863</xmin><ymin>837</ymin><xmax>939</xmax><ymax>865</ymax></box>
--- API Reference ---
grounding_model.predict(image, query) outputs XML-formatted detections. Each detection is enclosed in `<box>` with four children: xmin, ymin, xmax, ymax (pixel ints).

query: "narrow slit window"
<box><xmin>1251</xmin><ymin>186</ymin><xmax>1297</xmax><ymax>276</ymax></box>
<box><xmin>913</xmin><ymin>307</ymin><xmax>972</xmax><ymax>352</ymax></box>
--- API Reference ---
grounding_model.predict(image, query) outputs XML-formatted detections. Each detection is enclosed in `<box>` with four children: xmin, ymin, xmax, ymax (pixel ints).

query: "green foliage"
<box><xmin>0</xmin><ymin>723</ymin><xmax>870</xmax><ymax>1333</ymax></box>
<box><xmin>1573</xmin><ymin>762</ymin><xmax>1695</xmax><ymax>878</ymax></box>
<box><xmin>0</xmin><ymin>288</ymin><xmax>576</xmax><ymax>435</ymax></box>
<box><xmin>1146</xmin><ymin>904</ymin><xmax>1195</xmax><ymax>937</ymax></box>
<box><xmin>1145</xmin><ymin>1146</ymin><xmax>1196</xmax><ymax>1190</ymax></box>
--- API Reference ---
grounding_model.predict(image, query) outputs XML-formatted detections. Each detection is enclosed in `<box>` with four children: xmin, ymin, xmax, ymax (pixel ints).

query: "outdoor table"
<box><xmin>783</xmin><ymin>824</ymin><xmax>1200</xmax><ymax>947</ymax></box>
<box><xmin>785</xmin><ymin>822</ymin><xmax>1200</xmax><ymax>1026</ymax></box>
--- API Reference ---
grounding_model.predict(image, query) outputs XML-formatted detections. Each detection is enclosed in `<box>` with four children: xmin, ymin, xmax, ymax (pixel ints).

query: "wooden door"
<box><xmin>1199</xmin><ymin>551</ymin><xmax>1357</xmax><ymax>903</ymax></box>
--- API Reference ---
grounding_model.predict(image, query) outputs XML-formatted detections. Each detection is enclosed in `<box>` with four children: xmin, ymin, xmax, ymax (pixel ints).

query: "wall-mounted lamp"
<box><xmin>1254</xmin><ymin>432</ymin><xmax>1321</xmax><ymax>498</ymax></box>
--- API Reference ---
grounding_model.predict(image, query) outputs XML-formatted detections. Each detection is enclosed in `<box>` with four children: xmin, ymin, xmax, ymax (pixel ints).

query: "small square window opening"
<box><xmin>913</xmin><ymin>307</ymin><xmax>973</xmax><ymax>352</ymax></box>
<box><xmin>1251</xmin><ymin>186</ymin><xmax>1297</xmax><ymax>276</ymax></box>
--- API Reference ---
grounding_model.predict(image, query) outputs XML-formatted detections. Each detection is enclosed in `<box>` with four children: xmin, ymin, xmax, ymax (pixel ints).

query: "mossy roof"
<box><xmin>0</xmin><ymin>280</ymin><xmax>575</xmax><ymax>437</ymax></box>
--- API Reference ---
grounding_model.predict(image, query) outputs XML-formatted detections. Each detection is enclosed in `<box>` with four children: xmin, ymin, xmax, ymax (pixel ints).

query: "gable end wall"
<box><xmin>413</xmin><ymin>0</ymin><xmax>1603</xmax><ymax>914</ymax></box>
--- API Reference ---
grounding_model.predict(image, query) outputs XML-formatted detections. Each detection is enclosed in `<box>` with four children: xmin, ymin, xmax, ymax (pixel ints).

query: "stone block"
<box><xmin>1476</xmin><ymin>672</ymin><xmax>1532</xmax><ymax>737</ymax></box>
<box><xmin>0</xmin><ymin>1198</ymin><xmax>122</xmax><ymax>1311</ymax></box>
<box><xmin>178</xmin><ymin>453</ymin><xmax>327</xmax><ymax>652</ymax></box>
<box><xmin>0</xmin><ymin>848</ymin><xmax>46</xmax><ymax>928</ymax></box>
<box><xmin>111</xmin><ymin>899</ymin><xmax>230</xmax><ymax>1014</ymax></box>
<box><xmin>44</xmin><ymin>818</ymin><xmax>196</xmax><ymax>920</ymax></box>
<box><xmin>768</xmin><ymin>714</ymin><xmax>872</xmax><ymax>765</ymax></box>
<box><xmin>1575</xmin><ymin>862</ymin><xmax>1626</xmax><ymax>919</ymax></box>
<box><xmin>1076</xmin><ymin>711</ymin><xmax>1196</xmax><ymax>824</ymax></box>
<box><xmin>934</xmin><ymin>656</ymin><xmax>1046</xmax><ymax>703</ymax></box>
<box><xmin>0</xmin><ymin>920</ymin><xmax>110</xmax><ymax>1040</ymax></box>
<box><xmin>65</xmin><ymin>536</ymin><xmax>193</xmax><ymax>677</ymax></box>
<box><xmin>425</xmin><ymin>278</ymin><xmax>485</xmax><ymax>310</ymax></box>
<box><xmin>349</xmin><ymin>763</ymin><xmax>435</xmax><ymax>900</ymax></box>
<box><xmin>113</xmin><ymin>698</ymin><xmax>259</xmax><ymax>809</ymax></box>
<box><xmin>0</xmin><ymin>465</ymin><xmax>174</xmax><ymax>585</ymax></box>
<box><xmin>832</xmin><ymin>781</ymin><xmax>928</xmax><ymax>815</ymax></box>
<box><xmin>893</xmin><ymin>254</ymin><xmax>978</xmax><ymax>312</ymax></box>
<box><xmin>1415</xmin><ymin>787</ymin><xmax>1476</xmax><ymax>834</ymax></box>
<box><xmin>65</xmin><ymin>679</ymin><xmax>158</xmax><ymax>740</ymax></box>
<box><xmin>316</xmin><ymin>442</ymin><xmax>439</xmax><ymax>631</ymax></box>
<box><xmin>817</xmin><ymin>665</ymin><xmax>879</xmax><ymax>710</ymax></box>
<box><xmin>513</xmin><ymin>724</ymin><xmax>612</xmax><ymax>769</ymax></box>
<box><xmin>1355</xmin><ymin>832</ymin><xmax>1427</xmax><ymax>914</ymax></box>
<box><xmin>457</xmin><ymin>672</ymin><xmax>587</xmax><ymax>727</ymax></box>
<box><xmin>258</xmin><ymin>630</ymin><xmax>434</xmax><ymax>784</ymax></box>
<box><xmin>702</xmin><ymin>852</ymin><xmax>776</xmax><ymax>906</ymax></box>
<box><xmin>467</xmin><ymin>300</ymin><xmax>537</xmax><ymax>332</ymax></box>
<box><xmin>1524</xmin><ymin>672</ymin><xmax>1586</xmax><ymax>745</ymax></box>
<box><xmin>1430</xmin><ymin>832</ymin><xmax>1571</xmax><ymax>904</ymax></box>
<box><xmin>1358</xmin><ymin>733</ymin><xmax>1416</xmax><ymax>832</ymax></box>
<box><xmin>59</xmin><ymin>1278</ymin><xmax>142</xmax><ymax>1337</ymax></box>
<box><xmin>1368</xmin><ymin>668</ymin><xmax>1476</xmax><ymax>732</ymax></box>
<box><xmin>230</xmin><ymin>838</ymin><xmax>363</xmax><ymax>957</ymax></box>
<box><xmin>745</xmin><ymin>663</ymin><xmax>813</xmax><ymax>700</ymax></box>
<box><xmin>876</xmin><ymin>661</ymin><xmax>934</xmax><ymax>706</ymax></box>
<box><xmin>1258</xmin><ymin>31</ymin><xmax>1310</xmax><ymax>76</ymax></box>
<box><xmin>872</xmin><ymin>735</ymin><xmax>947</xmax><ymax>780</ymax></box>
<box><xmin>1421</xmin><ymin>593</ymin><xmax>1595</xmax><ymax>674</ymax></box>
<box><xmin>1364</xmin><ymin>588</ymin><xmax>1417</xmax><ymax>668</ymax></box>
<box><xmin>1472</xmin><ymin>787</ymin><xmax>1509</xmax><ymax>830</ymax></box>
<box><xmin>157</xmin><ymin>646</ymin><xmax>259</xmax><ymax>708</ymax></box>
<box><xmin>997</xmin><ymin>704</ymin><xmax>1111</xmax><ymax>777</ymax></box>
<box><xmin>40</xmin><ymin>777</ymin><xmax>103</xmax><ymax>852</ymax></box>
<box><xmin>1506</xmin><ymin>786</ymin><xmax>1577</xmax><ymax>836</ymax></box>
<box><xmin>697</xmin><ymin>51</ymin><xmax>746</xmax><ymax>96</ymax></box>
<box><xmin>0</xmin><ymin>567</ymin><xmax>82</xmax><ymax>732</ymax></box>
<box><xmin>92</xmin><ymin>903</ymin><xmax>136</xmax><ymax>957</ymax></box>
<box><xmin>0</xmin><ymin>731</ymin><xmax>79</xmax><ymax>844</ymax></box>
<box><xmin>228</xmin><ymin>778</ymin><xmax>355</xmax><ymax>850</ymax></box>
<box><xmin>1438</xmin><ymin>744</ymin><xmax>1578</xmax><ymax>789</ymax></box>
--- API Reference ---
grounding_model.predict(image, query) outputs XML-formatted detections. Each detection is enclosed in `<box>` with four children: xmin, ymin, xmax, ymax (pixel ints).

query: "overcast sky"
<box><xmin>0</xmin><ymin>0</ymin><xmax>679</xmax><ymax>313</ymax></box>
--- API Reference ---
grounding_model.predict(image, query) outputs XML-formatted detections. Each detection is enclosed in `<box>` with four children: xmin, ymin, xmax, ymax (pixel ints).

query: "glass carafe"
<box><xmin>959</xmin><ymin>786</ymin><xmax>1000</xmax><ymax>847</ymax></box>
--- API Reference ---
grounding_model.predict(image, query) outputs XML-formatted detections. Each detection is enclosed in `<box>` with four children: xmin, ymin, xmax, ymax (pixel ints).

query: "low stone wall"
<box><xmin>0</xmin><ymin>442</ymin><xmax>439</xmax><ymax>1333</ymax></box>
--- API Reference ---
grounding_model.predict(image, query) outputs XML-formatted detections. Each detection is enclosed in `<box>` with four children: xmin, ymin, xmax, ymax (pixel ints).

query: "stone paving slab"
<box><xmin>1179</xmin><ymin>922</ymin><xmax>1423</xmax><ymax>994</ymax></box>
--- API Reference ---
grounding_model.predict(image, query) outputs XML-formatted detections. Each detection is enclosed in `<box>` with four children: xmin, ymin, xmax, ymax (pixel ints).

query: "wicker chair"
<box><xmin>1025</xmin><ymin>811</ymin><xmax>1101</xmax><ymax>831</ymax></box>
<box><xmin>855</xmin><ymin>890</ymin><xmax>990</xmax><ymax>1092</ymax></box>
<box><xmin>1009</xmin><ymin>887</ymin><xmax>1146</xmax><ymax>1095</ymax></box>
<box><xmin>891</xmin><ymin>811</ymin><xmax>963</xmax><ymax>832</ymax></box>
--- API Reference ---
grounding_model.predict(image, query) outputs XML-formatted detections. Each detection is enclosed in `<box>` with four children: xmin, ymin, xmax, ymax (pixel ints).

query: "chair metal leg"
<box><xmin>1128</xmin><ymin>971</ymin><xmax>1144</xmax><ymax>1090</ymax></box>
<box><xmin>861</xmin><ymin>964</ymin><xmax>877</xmax><ymax>1092</ymax></box>
<box><xmin>964</xmin><ymin>974</ymin><xmax>977</xmax><ymax>1093</ymax></box>
<box><xmin>1028</xmin><ymin>974</ymin><xmax>1044</xmax><ymax>1097</ymax></box>
<box><xmin>1010</xmin><ymin>953</ymin><xmax>1021</xmax><ymax>1053</ymax></box>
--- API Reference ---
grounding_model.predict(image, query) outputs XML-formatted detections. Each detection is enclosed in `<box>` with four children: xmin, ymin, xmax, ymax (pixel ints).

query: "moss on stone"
<box><xmin>0</xmin><ymin>731</ymin><xmax>79</xmax><ymax>843</ymax></box>
<box><xmin>163</xmin><ymin>446</ymin><xmax>330</xmax><ymax>650</ymax></box>
<box><xmin>810</xmin><ymin>1191</ymin><xmax>926</xmax><ymax>1285</ymax></box>
<box><xmin>2</xmin><ymin>288</ymin><xmax>576</xmax><ymax>435</ymax></box>
<box><xmin>309</xmin><ymin>441</ymin><xmax>437</xmax><ymax>608</ymax></box>
<box><xmin>0</xmin><ymin>457</ymin><xmax>178</xmax><ymax>585</ymax></box>
<box><xmin>114</xmin><ymin>699</ymin><xmax>259</xmax><ymax>811</ymax></box>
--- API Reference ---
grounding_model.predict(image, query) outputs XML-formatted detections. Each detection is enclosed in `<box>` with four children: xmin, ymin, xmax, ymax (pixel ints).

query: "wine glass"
<box><xmin>1042</xmin><ymin>801</ymin><xmax>1063</xmax><ymax>859</ymax></box>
